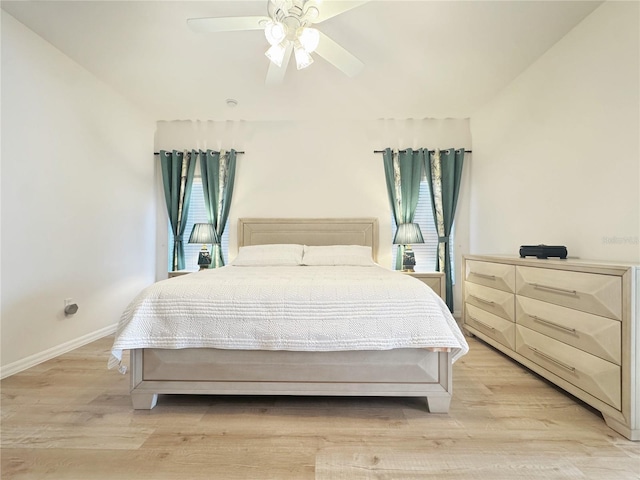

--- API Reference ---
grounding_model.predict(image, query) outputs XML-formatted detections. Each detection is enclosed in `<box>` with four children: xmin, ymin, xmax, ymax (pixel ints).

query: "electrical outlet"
<box><xmin>64</xmin><ymin>298</ymin><xmax>79</xmax><ymax>316</ymax></box>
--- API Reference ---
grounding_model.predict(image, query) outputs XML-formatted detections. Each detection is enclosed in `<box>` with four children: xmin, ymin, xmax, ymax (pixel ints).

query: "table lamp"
<box><xmin>188</xmin><ymin>223</ymin><xmax>219</xmax><ymax>270</ymax></box>
<box><xmin>393</xmin><ymin>223</ymin><xmax>424</xmax><ymax>272</ymax></box>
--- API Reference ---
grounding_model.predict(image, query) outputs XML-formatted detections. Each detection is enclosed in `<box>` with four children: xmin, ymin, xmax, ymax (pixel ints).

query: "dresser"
<box><xmin>462</xmin><ymin>255</ymin><xmax>639</xmax><ymax>440</ymax></box>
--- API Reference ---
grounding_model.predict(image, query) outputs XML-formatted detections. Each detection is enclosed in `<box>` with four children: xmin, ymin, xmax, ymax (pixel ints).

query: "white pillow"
<box><xmin>302</xmin><ymin>245</ymin><xmax>375</xmax><ymax>266</ymax></box>
<box><xmin>231</xmin><ymin>244</ymin><xmax>304</xmax><ymax>266</ymax></box>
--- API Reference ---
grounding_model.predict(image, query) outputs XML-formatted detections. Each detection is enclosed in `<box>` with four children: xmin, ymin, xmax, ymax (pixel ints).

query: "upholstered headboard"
<box><xmin>237</xmin><ymin>218</ymin><xmax>379</xmax><ymax>262</ymax></box>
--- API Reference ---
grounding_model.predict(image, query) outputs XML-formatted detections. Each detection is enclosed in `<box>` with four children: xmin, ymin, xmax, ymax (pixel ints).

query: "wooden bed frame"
<box><xmin>130</xmin><ymin>218</ymin><xmax>454</xmax><ymax>412</ymax></box>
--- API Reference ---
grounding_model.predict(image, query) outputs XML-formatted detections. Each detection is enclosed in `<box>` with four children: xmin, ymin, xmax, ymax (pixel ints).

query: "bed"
<box><xmin>110</xmin><ymin>218</ymin><xmax>468</xmax><ymax>411</ymax></box>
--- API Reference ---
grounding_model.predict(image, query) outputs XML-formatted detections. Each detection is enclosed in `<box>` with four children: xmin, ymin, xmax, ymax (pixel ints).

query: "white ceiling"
<box><xmin>2</xmin><ymin>0</ymin><xmax>602</xmax><ymax>121</ymax></box>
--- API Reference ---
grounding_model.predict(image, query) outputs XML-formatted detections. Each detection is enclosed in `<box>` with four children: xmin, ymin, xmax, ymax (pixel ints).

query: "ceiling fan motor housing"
<box><xmin>268</xmin><ymin>0</ymin><xmax>319</xmax><ymax>32</ymax></box>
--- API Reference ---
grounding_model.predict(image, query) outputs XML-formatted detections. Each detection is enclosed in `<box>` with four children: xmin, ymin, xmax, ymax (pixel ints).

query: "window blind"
<box><xmin>391</xmin><ymin>179</ymin><xmax>455</xmax><ymax>283</ymax></box>
<box><xmin>168</xmin><ymin>178</ymin><xmax>229</xmax><ymax>271</ymax></box>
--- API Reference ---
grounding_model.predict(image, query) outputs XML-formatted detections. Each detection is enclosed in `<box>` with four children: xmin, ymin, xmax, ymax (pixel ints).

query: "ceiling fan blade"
<box><xmin>265</xmin><ymin>43</ymin><xmax>293</xmax><ymax>86</ymax></box>
<box><xmin>314</xmin><ymin>31</ymin><xmax>364</xmax><ymax>77</ymax></box>
<box><xmin>187</xmin><ymin>16</ymin><xmax>270</xmax><ymax>33</ymax></box>
<box><xmin>313</xmin><ymin>1</ymin><xmax>370</xmax><ymax>23</ymax></box>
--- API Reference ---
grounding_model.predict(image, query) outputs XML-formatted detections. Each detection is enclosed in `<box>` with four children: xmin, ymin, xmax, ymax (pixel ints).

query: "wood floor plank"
<box><xmin>1</xmin><ymin>423</ymin><xmax>154</xmax><ymax>450</ymax></box>
<box><xmin>315</xmin><ymin>450</ymin><xmax>588</xmax><ymax>480</ymax></box>
<box><xmin>1</xmin><ymin>335</ymin><xmax>638</xmax><ymax>479</ymax></box>
<box><xmin>1</xmin><ymin>448</ymin><xmax>315</xmax><ymax>480</ymax></box>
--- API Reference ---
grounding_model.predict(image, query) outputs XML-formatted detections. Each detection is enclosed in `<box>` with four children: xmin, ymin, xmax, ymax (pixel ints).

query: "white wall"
<box><xmin>470</xmin><ymin>1</ymin><xmax>639</xmax><ymax>263</ymax></box>
<box><xmin>0</xmin><ymin>13</ymin><xmax>156</xmax><ymax>375</ymax></box>
<box><xmin>155</xmin><ymin>118</ymin><xmax>472</xmax><ymax>313</ymax></box>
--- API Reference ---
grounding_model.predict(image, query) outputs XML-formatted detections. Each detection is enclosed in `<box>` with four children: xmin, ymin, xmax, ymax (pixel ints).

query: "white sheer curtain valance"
<box><xmin>370</xmin><ymin>118</ymin><xmax>471</xmax><ymax>153</ymax></box>
<box><xmin>155</xmin><ymin>120</ymin><xmax>250</xmax><ymax>154</ymax></box>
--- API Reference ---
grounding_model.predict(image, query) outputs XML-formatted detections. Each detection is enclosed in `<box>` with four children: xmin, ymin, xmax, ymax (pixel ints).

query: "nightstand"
<box><xmin>403</xmin><ymin>271</ymin><xmax>445</xmax><ymax>301</ymax></box>
<box><xmin>168</xmin><ymin>270</ymin><xmax>195</xmax><ymax>278</ymax></box>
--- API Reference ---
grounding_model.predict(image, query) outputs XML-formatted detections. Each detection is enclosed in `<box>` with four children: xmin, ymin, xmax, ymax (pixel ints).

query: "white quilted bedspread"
<box><xmin>109</xmin><ymin>266</ymin><xmax>469</xmax><ymax>369</ymax></box>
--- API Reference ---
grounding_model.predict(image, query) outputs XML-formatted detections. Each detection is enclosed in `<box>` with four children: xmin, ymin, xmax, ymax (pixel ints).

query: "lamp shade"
<box><xmin>188</xmin><ymin>223</ymin><xmax>219</xmax><ymax>244</ymax></box>
<box><xmin>298</xmin><ymin>27</ymin><xmax>319</xmax><ymax>53</ymax></box>
<box><xmin>264</xmin><ymin>21</ymin><xmax>286</xmax><ymax>46</ymax></box>
<box><xmin>393</xmin><ymin>223</ymin><xmax>424</xmax><ymax>245</ymax></box>
<box><xmin>294</xmin><ymin>43</ymin><xmax>314</xmax><ymax>70</ymax></box>
<box><xmin>265</xmin><ymin>42</ymin><xmax>287</xmax><ymax>67</ymax></box>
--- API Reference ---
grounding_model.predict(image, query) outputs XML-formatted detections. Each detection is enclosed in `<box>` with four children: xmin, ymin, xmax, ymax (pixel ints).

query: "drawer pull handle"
<box><xmin>528</xmin><ymin>346</ymin><xmax>576</xmax><ymax>373</ymax></box>
<box><xmin>469</xmin><ymin>316</ymin><xmax>496</xmax><ymax>331</ymax></box>
<box><xmin>531</xmin><ymin>315</ymin><xmax>577</xmax><ymax>334</ymax></box>
<box><xmin>529</xmin><ymin>283</ymin><xmax>578</xmax><ymax>296</ymax></box>
<box><xmin>469</xmin><ymin>294</ymin><xmax>495</xmax><ymax>305</ymax></box>
<box><xmin>471</xmin><ymin>272</ymin><xmax>496</xmax><ymax>280</ymax></box>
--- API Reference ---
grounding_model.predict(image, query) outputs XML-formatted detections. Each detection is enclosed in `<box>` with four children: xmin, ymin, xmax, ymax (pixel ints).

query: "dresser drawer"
<box><xmin>516</xmin><ymin>296</ymin><xmax>621</xmax><ymax>365</ymax></box>
<box><xmin>465</xmin><ymin>260</ymin><xmax>515</xmax><ymax>293</ymax></box>
<box><xmin>464</xmin><ymin>282</ymin><xmax>515</xmax><ymax>321</ymax></box>
<box><xmin>465</xmin><ymin>304</ymin><xmax>516</xmax><ymax>349</ymax></box>
<box><xmin>515</xmin><ymin>266</ymin><xmax>622</xmax><ymax>320</ymax></box>
<box><xmin>515</xmin><ymin>326</ymin><xmax>621</xmax><ymax>410</ymax></box>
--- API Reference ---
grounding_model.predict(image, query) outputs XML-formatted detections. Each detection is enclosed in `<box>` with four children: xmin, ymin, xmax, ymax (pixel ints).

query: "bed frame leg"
<box><xmin>425</xmin><ymin>395</ymin><xmax>451</xmax><ymax>413</ymax></box>
<box><xmin>131</xmin><ymin>392</ymin><xmax>158</xmax><ymax>410</ymax></box>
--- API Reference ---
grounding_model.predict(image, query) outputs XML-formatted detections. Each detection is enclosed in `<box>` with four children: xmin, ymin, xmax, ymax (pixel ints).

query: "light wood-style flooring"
<box><xmin>1</xmin><ymin>335</ymin><xmax>638</xmax><ymax>479</ymax></box>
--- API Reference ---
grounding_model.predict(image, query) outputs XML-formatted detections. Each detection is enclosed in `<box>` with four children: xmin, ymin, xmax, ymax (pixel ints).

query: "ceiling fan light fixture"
<box><xmin>265</xmin><ymin>41</ymin><xmax>288</xmax><ymax>67</ymax></box>
<box><xmin>264</xmin><ymin>20</ymin><xmax>286</xmax><ymax>45</ymax></box>
<box><xmin>297</xmin><ymin>27</ymin><xmax>319</xmax><ymax>53</ymax></box>
<box><xmin>294</xmin><ymin>43</ymin><xmax>314</xmax><ymax>70</ymax></box>
<box><xmin>187</xmin><ymin>0</ymin><xmax>367</xmax><ymax>83</ymax></box>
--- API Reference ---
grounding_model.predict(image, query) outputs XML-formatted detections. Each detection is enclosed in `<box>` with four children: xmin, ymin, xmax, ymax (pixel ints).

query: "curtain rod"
<box><xmin>153</xmin><ymin>150</ymin><xmax>245</xmax><ymax>155</ymax></box>
<box><xmin>374</xmin><ymin>149</ymin><xmax>472</xmax><ymax>154</ymax></box>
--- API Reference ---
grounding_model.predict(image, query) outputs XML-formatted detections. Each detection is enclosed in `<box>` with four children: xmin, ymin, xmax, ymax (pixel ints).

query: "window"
<box><xmin>391</xmin><ymin>179</ymin><xmax>455</xmax><ymax>283</ymax></box>
<box><xmin>168</xmin><ymin>178</ymin><xmax>229</xmax><ymax>271</ymax></box>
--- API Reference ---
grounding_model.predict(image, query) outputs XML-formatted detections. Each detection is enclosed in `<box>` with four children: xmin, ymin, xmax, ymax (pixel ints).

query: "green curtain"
<box><xmin>160</xmin><ymin>149</ymin><xmax>197</xmax><ymax>271</ymax></box>
<box><xmin>382</xmin><ymin>148</ymin><xmax>423</xmax><ymax>270</ymax></box>
<box><xmin>424</xmin><ymin>148</ymin><xmax>465</xmax><ymax>311</ymax></box>
<box><xmin>200</xmin><ymin>149</ymin><xmax>237</xmax><ymax>268</ymax></box>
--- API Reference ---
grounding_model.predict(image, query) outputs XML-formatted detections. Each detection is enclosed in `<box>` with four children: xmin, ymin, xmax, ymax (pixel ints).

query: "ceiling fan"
<box><xmin>187</xmin><ymin>0</ymin><xmax>368</xmax><ymax>85</ymax></box>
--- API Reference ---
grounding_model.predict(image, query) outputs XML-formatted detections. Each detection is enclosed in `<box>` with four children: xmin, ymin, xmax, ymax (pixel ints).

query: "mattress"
<box><xmin>109</xmin><ymin>265</ymin><xmax>469</xmax><ymax>369</ymax></box>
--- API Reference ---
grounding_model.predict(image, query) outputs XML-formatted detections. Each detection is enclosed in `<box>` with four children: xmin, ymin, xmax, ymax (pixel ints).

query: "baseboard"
<box><xmin>0</xmin><ymin>324</ymin><xmax>117</xmax><ymax>379</ymax></box>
